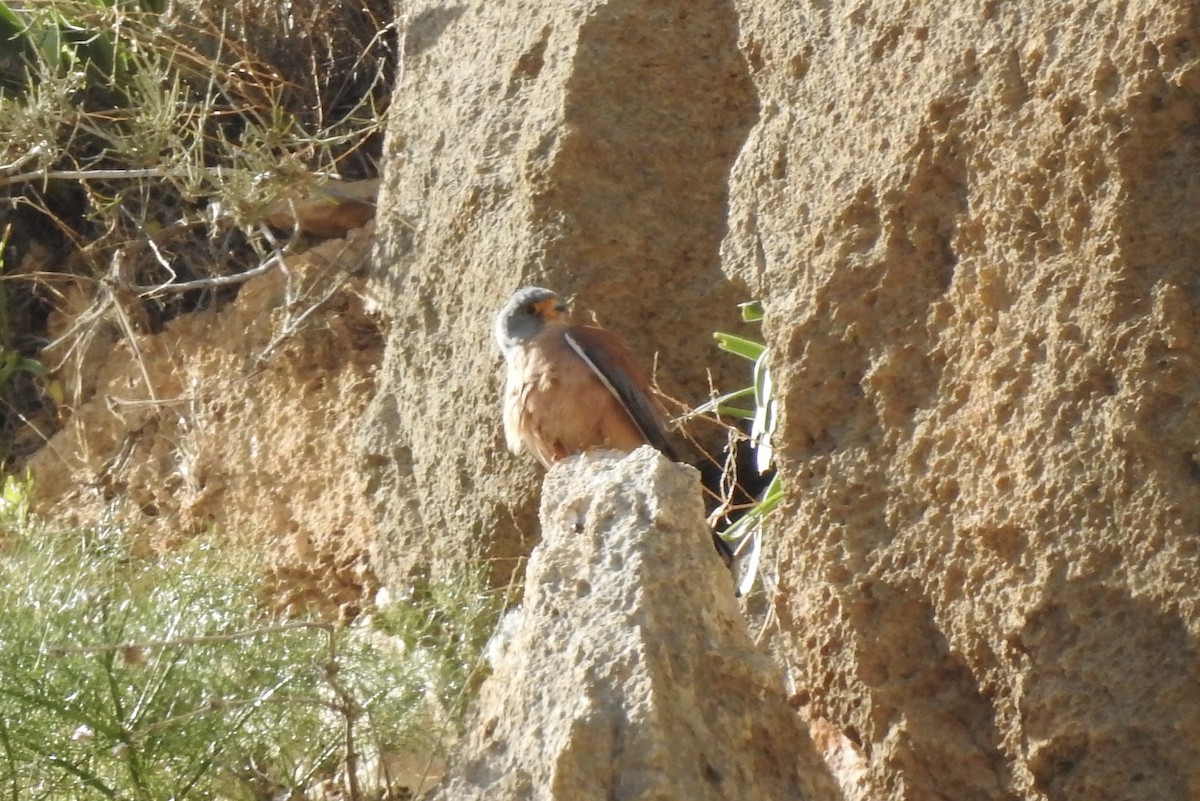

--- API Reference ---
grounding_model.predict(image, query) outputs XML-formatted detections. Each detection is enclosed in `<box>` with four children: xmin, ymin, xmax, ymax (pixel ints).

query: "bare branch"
<box><xmin>131</xmin><ymin>257</ymin><xmax>279</xmax><ymax>296</ymax></box>
<box><xmin>0</xmin><ymin>167</ymin><xmax>174</xmax><ymax>188</ymax></box>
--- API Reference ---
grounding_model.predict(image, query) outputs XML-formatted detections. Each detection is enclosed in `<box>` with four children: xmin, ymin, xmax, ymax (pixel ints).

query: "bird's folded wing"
<box><xmin>564</xmin><ymin>326</ymin><xmax>680</xmax><ymax>462</ymax></box>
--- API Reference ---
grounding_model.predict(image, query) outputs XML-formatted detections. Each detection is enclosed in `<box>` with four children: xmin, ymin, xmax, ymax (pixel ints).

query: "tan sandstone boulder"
<box><xmin>431</xmin><ymin>448</ymin><xmax>838</xmax><ymax>801</ymax></box>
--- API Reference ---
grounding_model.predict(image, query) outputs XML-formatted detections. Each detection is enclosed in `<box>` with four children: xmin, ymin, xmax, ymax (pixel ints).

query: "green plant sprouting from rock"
<box><xmin>699</xmin><ymin>301</ymin><xmax>781</xmax><ymax>594</ymax></box>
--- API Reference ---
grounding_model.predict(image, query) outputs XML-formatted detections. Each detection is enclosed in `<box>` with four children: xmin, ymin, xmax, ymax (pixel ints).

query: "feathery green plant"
<box><xmin>0</xmin><ymin>519</ymin><xmax>500</xmax><ymax>800</ymax></box>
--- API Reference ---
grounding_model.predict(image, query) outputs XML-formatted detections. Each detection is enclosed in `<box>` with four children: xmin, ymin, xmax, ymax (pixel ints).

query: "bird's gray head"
<box><xmin>494</xmin><ymin>286</ymin><xmax>568</xmax><ymax>355</ymax></box>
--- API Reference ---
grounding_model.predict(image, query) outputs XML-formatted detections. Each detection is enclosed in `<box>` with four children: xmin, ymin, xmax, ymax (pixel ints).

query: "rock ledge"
<box><xmin>432</xmin><ymin>448</ymin><xmax>836</xmax><ymax>801</ymax></box>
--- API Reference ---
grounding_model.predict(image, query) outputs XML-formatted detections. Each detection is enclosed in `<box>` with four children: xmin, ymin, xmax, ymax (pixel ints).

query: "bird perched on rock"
<box><xmin>494</xmin><ymin>286</ymin><xmax>734</xmax><ymax>565</ymax></box>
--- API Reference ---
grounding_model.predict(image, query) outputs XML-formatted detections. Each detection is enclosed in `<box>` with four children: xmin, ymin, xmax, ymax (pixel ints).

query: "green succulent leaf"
<box><xmin>708</xmin><ymin>302</ymin><xmax>782</xmax><ymax>595</ymax></box>
<box><xmin>713</xmin><ymin>331</ymin><xmax>765</xmax><ymax>361</ymax></box>
<box><xmin>691</xmin><ymin>385</ymin><xmax>755</xmax><ymax>419</ymax></box>
<box><xmin>738</xmin><ymin>300</ymin><xmax>765</xmax><ymax>322</ymax></box>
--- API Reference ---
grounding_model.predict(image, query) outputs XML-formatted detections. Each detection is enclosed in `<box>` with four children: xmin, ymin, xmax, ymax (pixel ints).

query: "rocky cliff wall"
<box><xmin>370</xmin><ymin>2</ymin><xmax>1200</xmax><ymax>799</ymax></box>
<box><xmin>364</xmin><ymin>0</ymin><xmax>759</xmax><ymax>586</ymax></box>
<box><xmin>723</xmin><ymin>2</ymin><xmax>1200</xmax><ymax>800</ymax></box>
<box><xmin>25</xmin><ymin>229</ymin><xmax>382</xmax><ymax>619</ymax></box>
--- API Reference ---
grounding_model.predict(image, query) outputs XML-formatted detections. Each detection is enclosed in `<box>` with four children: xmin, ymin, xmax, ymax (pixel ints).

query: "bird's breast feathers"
<box><xmin>502</xmin><ymin>324</ymin><xmax>650</xmax><ymax>465</ymax></box>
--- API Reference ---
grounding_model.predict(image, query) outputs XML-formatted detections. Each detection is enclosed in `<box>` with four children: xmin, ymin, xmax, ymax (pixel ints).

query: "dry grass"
<box><xmin>0</xmin><ymin>0</ymin><xmax>393</xmax><ymax>463</ymax></box>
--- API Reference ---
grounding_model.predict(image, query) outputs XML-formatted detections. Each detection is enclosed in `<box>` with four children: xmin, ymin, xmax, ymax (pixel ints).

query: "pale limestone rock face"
<box><xmin>369</xmin><ymin>1</ymin><xmax>1200</xmax><ymax>799</ymax></box>
<box><xmin>432</xmin><ymin>448</ymin><xmax>838</xmax><ymax>801</ymax></box>
<box><xmin>723</xmin><ymin>2</ymin><xmax>1200</xmax><ymax>800</ymax></box>
<box><xmin>362</xmin><ymin>0</ymin><xmax>759</xmax><ymax>587</ymax></box>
